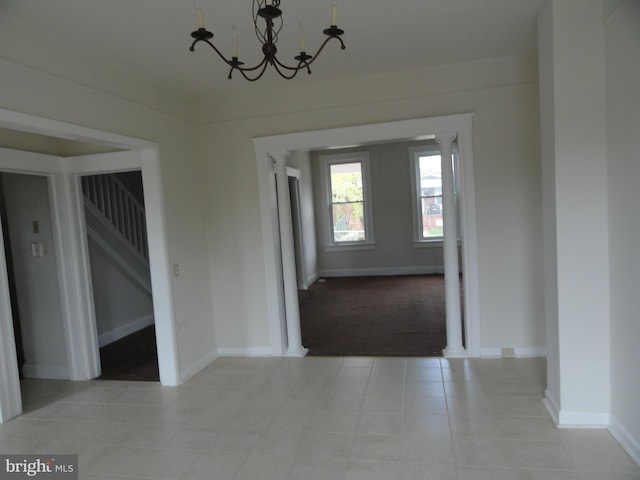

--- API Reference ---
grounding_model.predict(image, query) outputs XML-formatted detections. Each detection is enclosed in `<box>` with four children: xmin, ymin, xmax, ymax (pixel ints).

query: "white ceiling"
<box><xmin>0</xmin><ymin>0</ymin><xmax>548</xmax><ymax>100</ymax></box>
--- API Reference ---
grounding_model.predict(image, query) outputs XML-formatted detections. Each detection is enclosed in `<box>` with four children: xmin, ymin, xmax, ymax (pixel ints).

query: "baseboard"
<box><xmin>179</xmin><ymin>349</ymin><xmax>218</xmax><ymax>383</ymax></box>
<box><xmin>609</xmin><ymin>414</ymin><xmax>640</xmax><ymax>467</ymax></box>
<box><xmin>304</xmin><ymin>272</ymin><xmax>319</xmax><ymax>289</ymax></box>
<box><xmin>557</xmin><ymin>410</ymin><xmax>610</xmax><ymax>428</ymax></box>
<box><xmin>544</xmin><ymin>389</ymin><xmax>561</xmax><ymax>425</ymax></box>
<box><xmin>480</xmin><ymin>347</ymin><xmax>547</xmax><ymax>358</ymax></box>
<box><xmin>98</xmin><ymin>314</ymin><xmax>155</xmax><ymax>347</ymax></box>
<box><xmin>318</xmin><ymin>266</ymin><xmax>445</xmax><ymax>278</ymax></box>
<box><xmin>216</xmin><ymin>347</ymin><xmax>273</xmax><ymax>357</ymax></box>
<box><xmin>22</xmin><ymin>364</ymin><xmax>69</xmax><ymax>380</ymax></box>
<box><xmin>544</xmin><ymin>388</ymin><xmax>611</xmax><ymax>429</ymax></box>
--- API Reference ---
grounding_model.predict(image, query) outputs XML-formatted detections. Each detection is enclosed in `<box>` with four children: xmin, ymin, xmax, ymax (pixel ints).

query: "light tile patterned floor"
<box><xmin>1</xmin><ymin>357</ymin><xmax>638</xmax><ymax>479</ymax></box>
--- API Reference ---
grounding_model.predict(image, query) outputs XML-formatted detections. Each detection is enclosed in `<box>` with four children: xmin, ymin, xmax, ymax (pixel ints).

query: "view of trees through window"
<box><xmin>418</xmin><ymin>154</ymin><xmax>443</xmax><ymax>238</ymax></box>
<box><xmin>329</xmin><ymin>162</ymin><xmax>365</xmax><ymax>242</ymax></box>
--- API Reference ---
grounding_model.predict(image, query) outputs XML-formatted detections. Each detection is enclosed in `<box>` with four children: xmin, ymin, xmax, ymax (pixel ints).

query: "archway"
<box><xmin>253</xmin><ymin>113</ymin><xmax>480</xmax><ymax>358</ymax></box>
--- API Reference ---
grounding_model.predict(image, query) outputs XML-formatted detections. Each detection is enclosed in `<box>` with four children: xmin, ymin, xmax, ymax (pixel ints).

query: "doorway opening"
<box><xmin>0</xmin><ymin>108</ymin><xmax>179</xmax><ymax>424</ymax></box>
<box><xmin>292</xmin><ymin>141</ymin><xmax>460</xmax><ymax>357</ymax></box>
<box><xmin>81</xmin><ymin>171</ymin><xmax>159</xmax><ymax>382</ymax></box>
<box><xmin>254</xmin><ymin>114</ymin><xmax>479</xmax><ymax>358</ymax></box>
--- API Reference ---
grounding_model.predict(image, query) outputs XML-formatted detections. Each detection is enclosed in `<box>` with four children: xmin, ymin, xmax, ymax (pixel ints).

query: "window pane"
<box><xmin>330</xmin><ymin>162</ymin><xmax>363</xmax><ymax>202</ymax></box>
<box><xmin>332</xmin><ymin>202</ymin><xmax>365</xmax><ymax>242</ymax></box>
<box><xmin>421</xmin><ymin>196</ymin><xmax>443</xmax><ymax>237</ymax></box>
<box><xmin>418</xmin><ymin>155</ymin><xmax>443</xmax><ymax>238</ymax></box>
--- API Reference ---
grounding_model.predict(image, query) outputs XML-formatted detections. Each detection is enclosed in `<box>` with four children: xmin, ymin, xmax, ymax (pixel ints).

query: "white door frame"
<box><xmin>254</xmin><ymin>113</ymin><xmax>481</xmax><ymax>357</ymax></box>
<box><xmin>0</xmin><ymin>108</ymin><xmax>180</xmax><ymax>423</ymax></box>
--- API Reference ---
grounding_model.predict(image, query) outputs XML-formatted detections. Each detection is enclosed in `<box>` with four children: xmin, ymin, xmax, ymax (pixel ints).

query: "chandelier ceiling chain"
<box><xmin>189</xmin><ymin>0</ymin><xmax>345</xmax><ymax>81</ymax></box>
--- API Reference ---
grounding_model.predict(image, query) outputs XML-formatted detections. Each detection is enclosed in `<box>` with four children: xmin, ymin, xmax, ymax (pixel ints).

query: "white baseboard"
<box><xmin>557</xmin><ymin>410</ymin><xmax>610</xmax><ymax>428</ymax></box>
<box><xmin>304</xmin><ymin>272</ymin><xmax>319</xmax><ymax>289</ymax></box>
<box><xmin>98</xmin><ymin>314</ymin><xmax>154</xmax><ymax>347</ymax></box>
<box><xmin>544</xmin><ymin>389</ymin><xmax>561</xmax><ymax>425</ymax></box>
<box><xmin>22</xmin><ymin>364</ymin><xmax>69</xmax><ymax>380</ymax></box>
<box><xmin>318</xmin><ymin>266</ymin><xmax>445</xmax><ymax>278</ymax></box>
<box><xmin>609</xmin><ymin>414</ymin><xmax>640</xmax><ymax>467</ymax></box>
<box><xmin>179</xmin><ymin>349</ymin><xmax>218</xmax><ymax>383</ymax></box>
<box><xmin>545</xmin><ymin>389</ymin><xmax>610</xmax><ymax>429</ymax></box>
<box><xmin>480</xmin><ymin>347</ymin><xmax>547</xmax><ymax>358</ymax></box>
<box><xmin>216</xmin><ymin>347</ymin><xmax>273</xmax><ymax>357</ymax></box>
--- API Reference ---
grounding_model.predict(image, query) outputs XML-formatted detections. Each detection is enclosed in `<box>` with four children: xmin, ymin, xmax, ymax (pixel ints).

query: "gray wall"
<box><xmin>287</xmin><ymin>150</ymin><xmax>318</xmax><ymax>287</ymax></box>
<box><xmin>311</xmin><ymin>140</ymin><xmax>448</xmax><ymax>277</ymax></box>
<box><xmin>87</xmin><ymin>238</ymin><xmax>154</xmax><ymax>346</ymax></box>
<box><xmin>1</xmin><ymin>173</ymin><xmax>67</xmax><ymax>379</ymax></box>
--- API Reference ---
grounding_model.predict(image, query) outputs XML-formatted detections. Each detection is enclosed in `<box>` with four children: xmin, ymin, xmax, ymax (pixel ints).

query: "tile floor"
<box><xmin>0</xmin><ymin>357</ymin><xmax>638</xmax><ymax>479</ymax></box>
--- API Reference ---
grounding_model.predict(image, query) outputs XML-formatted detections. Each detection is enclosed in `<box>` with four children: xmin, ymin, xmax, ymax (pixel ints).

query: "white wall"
<box><xmin>1</xmin><ymin>173</ymin><xmax>67</xmax><ymax>379</ymax></box>
<box><xmin>538</xmin><ymin>0</ymin><xmax>610</xmax><ymax>426</ymax></box>
<box><xmin>0</xmin><ymin>16</ymin><xmax>216</xmax><ymax>379</ymax></box>
<box><xmin>199</xmin><ymin>54</ymin><xmax>545</xmax><ymax>354</ymax></box>
<box><xmin>606</xmin><ymin>0</ymin><xmax>640</xmax><ymax>463</ymax></box>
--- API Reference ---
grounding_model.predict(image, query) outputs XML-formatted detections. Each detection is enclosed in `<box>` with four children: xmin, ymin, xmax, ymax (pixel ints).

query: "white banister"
<box><xmin>81</xmin><ymin>174</ymin><xmax>148</xmax><ymax>262</ymax></box>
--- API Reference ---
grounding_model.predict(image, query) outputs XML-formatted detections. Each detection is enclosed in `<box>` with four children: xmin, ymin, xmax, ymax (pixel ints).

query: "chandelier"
<box><xmin>189</xmin><ymin>0</ymin><xmax>346</xmax><ymax>81</ymax></box>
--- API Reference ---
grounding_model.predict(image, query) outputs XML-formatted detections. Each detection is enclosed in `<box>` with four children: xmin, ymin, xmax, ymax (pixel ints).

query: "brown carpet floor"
<box><xmin>299</xmin><ymin>275</ymin><xmax>459</xmax><ymax>357</ymax></box>
<box><xmin>98</xmin><ymin>325</ymin><xmax>160</xmax><ymax>382</ymax></box>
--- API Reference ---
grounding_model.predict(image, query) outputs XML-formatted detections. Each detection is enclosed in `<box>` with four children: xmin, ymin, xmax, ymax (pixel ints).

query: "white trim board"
<box><xmin>98</xmin><ymin>314</ymin><xmax>155</xmax><ymax>348</ymax></box>
<box><xmin>544</xmin><ymin>389</ymin><xmax>610</xmax><ymax>428</ymax></box>
<box><xmin>216</xmin><ymin>347</ymin><xmax>273</xmax><ymax>357</ymax></box>
<box><xmin>609</xmin><ymin>415</ymin><xmax>640</xmax><ymax>467</ymax></box>
<box><xmin>318</xmin><ymin>266</ymin><xmax>445</xmax><ymax>278</ymax></box>
<box><xmin>21</xmin><ymin>364</ymin><xmax>69</xmax><ymax>380</ymax></box>
<box><xmin>480</xmin><ymin>347</ymin><xmax>547</xmax><ymax>358</ymax></box>
<box><xmin>179</xmin><ymin>349</ymin><xmax>218</xmax><ymax>384</ymax></box>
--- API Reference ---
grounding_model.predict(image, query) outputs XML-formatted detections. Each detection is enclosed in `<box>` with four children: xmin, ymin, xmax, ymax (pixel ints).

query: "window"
<box><xmin>319</xmin><ymin>152</ymin><xmax>374</xmax><ymax>249</ymax></box>
<box><xmin>409</xmin><ymin>146</ymin><xmax>458</xmax><ymax>245</ymax></box>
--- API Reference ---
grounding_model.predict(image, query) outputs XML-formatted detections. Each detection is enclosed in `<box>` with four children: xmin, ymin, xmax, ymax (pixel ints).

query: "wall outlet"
<box><xmin>501</xmin><ymin>347</ymin><xmax>515</xmax><ymax>357</ymax></box>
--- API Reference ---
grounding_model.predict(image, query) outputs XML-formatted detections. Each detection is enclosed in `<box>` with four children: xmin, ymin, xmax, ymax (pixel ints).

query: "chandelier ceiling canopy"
<box><xmin>189</xmin><ymin>0</ymin><xmax>346</xmax><ymax>82</ymax></box>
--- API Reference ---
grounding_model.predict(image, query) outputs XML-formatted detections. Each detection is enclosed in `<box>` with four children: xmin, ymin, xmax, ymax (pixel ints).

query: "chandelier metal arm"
<box><xmin>271</xmin><ymin>59</ymin><xmax>307</xmax><ymax>80</ymax></box>
<box><xmin>295</xmin><ymin>31</ymin><xmax>346</xmax><ymax>70</ymax></box>
<box><xmin>189</xmin><ymin>1</ymin><xmax>346</xmax><ymax>82</ymax></box>
<box><xmin>236</xmin><ymin>59</ymin><xmax>270</xmax><ymax>81</ymax></box>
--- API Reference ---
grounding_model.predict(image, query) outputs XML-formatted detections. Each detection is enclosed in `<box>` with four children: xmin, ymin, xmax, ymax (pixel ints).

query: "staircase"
<box><xmin>82</xmin><ymin>174</ymin><xmax>148</xmax><ymax>265</ymax></box>
<box><xmin>82</xmin><ymin>173</ymin><xmax>154</xmax><ymax>347</ymax></box>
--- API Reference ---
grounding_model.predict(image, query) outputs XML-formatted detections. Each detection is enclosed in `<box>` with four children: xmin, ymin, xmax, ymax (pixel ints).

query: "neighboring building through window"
<box><xmin>319</xmin><ymin>151</ymin><xmax>374</xmax><ymax>249</ymax></box>
<box><xmin>409</xmin><ymin>146</ymin><xmax>458</xmax><ymax>245</ymax></box>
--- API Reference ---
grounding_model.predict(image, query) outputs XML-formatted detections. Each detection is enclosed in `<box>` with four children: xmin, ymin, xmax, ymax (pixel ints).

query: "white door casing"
<box><xmin>0</xmin><ymin>108</ymin><xmax>180</xmax><ymax>423</ymax></box>
<box><xmin>253</xmin><ymin>113</ymin><xmax>480</xmax><ymax>358</ymax></box>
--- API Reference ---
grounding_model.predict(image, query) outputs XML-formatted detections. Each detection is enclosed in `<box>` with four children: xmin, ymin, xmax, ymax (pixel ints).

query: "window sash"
<box><xmin>409</xmin><ymin>147</ymin><xmax>446</xmax><ymax>243</ymax></box>
<box><xmin>319</xmin><ymin>151</ymin><xmax>374</xmax><ymax>247</ymax></box>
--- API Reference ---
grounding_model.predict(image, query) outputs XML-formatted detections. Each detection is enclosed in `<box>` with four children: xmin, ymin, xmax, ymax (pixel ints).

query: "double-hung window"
<box><xmin>409</xmin><ymin>146</ymin><xmax>458</xmax><ymax>245</ymax></box>
<box><xmin>319</xmin><ymin>152</ymin><xmax>374</xmax><ymax>249</ymax></box>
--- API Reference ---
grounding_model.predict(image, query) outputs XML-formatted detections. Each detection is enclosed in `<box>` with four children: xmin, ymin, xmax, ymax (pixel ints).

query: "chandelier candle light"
<box><xmin>189</xmin><ymin>0</ymin><xmax>346</xmax><ymax>81</ymax></box>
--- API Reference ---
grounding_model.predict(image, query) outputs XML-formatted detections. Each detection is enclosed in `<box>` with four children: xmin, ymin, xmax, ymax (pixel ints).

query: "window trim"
<box><xmin>409</xmin><ymin>145</ymin><xmax>460</xmax><ymax>247</ymax></box>
<box><xmin>319</xmin><ymin>151</ymin><xmax>375</xmax><ymax>250</ymax></box>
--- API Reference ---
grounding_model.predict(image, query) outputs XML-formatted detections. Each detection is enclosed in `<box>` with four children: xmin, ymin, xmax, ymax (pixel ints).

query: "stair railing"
<box><xmin>81</xmin><ymin>174</ymin><xmax>148</xmax><ymax>262</ymax></box>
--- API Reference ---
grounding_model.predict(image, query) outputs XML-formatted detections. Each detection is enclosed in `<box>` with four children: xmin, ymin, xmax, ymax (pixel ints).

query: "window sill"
<box><xmin>413</xmin><ymin>239</ymin><xmax>461</xmax><ymax>248</ymax></box>
<box><xmin>324</xmin><ymin>242</ymin><xmax>376</xmax><ymax>253</ymax></box>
